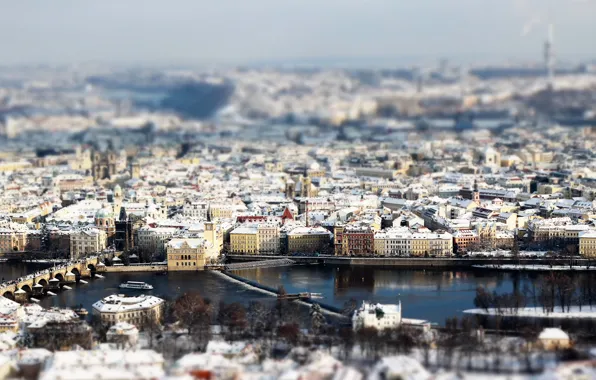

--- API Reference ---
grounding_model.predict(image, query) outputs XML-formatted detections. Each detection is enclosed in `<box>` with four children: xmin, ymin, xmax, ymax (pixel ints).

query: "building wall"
<box><xmin>580</xmin><ymin>235</ymin><xmax>596</xmax><ymax>257</ymax></box>
<box><xmin>257</xmin><ymin>224</ymin><xmax>280</xmax><ymax>254</ymax></box>
<box><xmin>343</xmin><ymin>231</ymin><xmax>374</xmax><ymax>256</ymax></box>
<box><xmin>70</xmin><ymin>230</ymin><xmax>107</xmax><ymax>259</ymax></box>
<box><xmin>230</xmin><ymin>232</ymin><xmax>258</xmax><ymax>254</ymax></box>
<box><xmin>288</xmin><ymin>234</ymin><xmax>329</xmax><ymax>254</ymax></box>
<box><xmin>167</xmin><ymin>244</ymin><xmax>211</xmax><ymax>271</ymax></box>
<box><xmin>94</xmin><ymin>303</ymin><xmax>163</xmax><ymax>328</ymax></box>
<box><xmin>105</xmin><ymin>265</ymin><xmax>166</xmax><ymax>272</ymax></box>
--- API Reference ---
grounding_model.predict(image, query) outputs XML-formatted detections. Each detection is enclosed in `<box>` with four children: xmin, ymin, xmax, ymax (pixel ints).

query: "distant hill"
<box><xmin>158</xmin><ymin>81</ymin><xmax>235</xmax><ymax>120</ymax></box>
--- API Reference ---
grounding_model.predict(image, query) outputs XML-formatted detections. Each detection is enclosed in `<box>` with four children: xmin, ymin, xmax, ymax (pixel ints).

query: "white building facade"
<box><xmin>352</xmin><ymin>301</ymin><xmax>402</xmax><ymax>331</ymax></box>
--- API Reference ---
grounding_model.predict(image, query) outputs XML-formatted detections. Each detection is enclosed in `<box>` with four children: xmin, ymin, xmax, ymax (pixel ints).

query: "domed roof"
<box><xmin>95</xmin><ymin>207</ymin><xmax>113</xmax><ymax>219</ymax></box>
<box><xmin>113</xmin><ymin>184</ymin><xmax>122</xmax><ymax>195</ymax></box>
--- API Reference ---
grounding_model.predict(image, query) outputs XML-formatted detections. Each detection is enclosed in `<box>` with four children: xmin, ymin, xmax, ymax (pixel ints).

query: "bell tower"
<box><xmin>472</xmin><ymin>180</ymin><xmax>480</xmax><ymax>204</ymax></box>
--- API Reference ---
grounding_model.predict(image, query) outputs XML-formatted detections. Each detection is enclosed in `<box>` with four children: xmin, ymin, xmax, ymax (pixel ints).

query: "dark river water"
<box><xmin>0</xmin><ymin>262</ymin><xmax>589</xmax><ymax>324</ymax></box>
<box><xmin>233</xmin><ymin>264</ymin><xmax>536</xmax><ymax>323</ymax></box>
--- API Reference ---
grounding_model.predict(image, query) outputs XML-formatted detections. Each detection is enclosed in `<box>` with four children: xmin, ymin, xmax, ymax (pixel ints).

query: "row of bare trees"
<box><xmin>475</xmin><ymin>272</ymin><xmax>596</xmax><ymax>315</ymax></box>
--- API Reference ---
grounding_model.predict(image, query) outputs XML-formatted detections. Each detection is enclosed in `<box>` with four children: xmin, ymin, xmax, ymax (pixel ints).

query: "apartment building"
<box><xmin>137</xmin><ymin>227</ymin><xmax>178</xmax><ymax>257</ymax></box>
<box><xmin>287</xmin><ymin>226</ymin><xmax>331</xmax><ymax>255</ymax></box>
<box><xmin>229</xmin><ymin>223</ymin><xmax>280</xmax><ymax>255</ymax></box>
<box><xmin>182</xmin><ymin>200</ymin><xmax>208</xmax><ymax>220</ymax></box>
<box><xmin>579</xmin><ymin>230</ymin><xmax>596</xmax><ymax>258</ymax></box>
<box><xmin>70</xmin><ymin>228</ymin><xmax>107</xmax><ymax>260</ymax></box>
<box><xmin>373</xmin><ymin>228</ymin><xmax>453</xmax><ymax>257</ymax></box>
<box><xmin>452</xmin><ymin>229</ymin><xmax>479</xmax><ymax>253</ymax></box>
<box><xmin>334</xmin><ymin>224</ymin><xmax>375</xmax><ymax>256</ymax></box>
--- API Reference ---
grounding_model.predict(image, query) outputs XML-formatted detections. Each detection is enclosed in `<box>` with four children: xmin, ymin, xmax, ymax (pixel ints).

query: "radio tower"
<box><xmin>544</xmin><ymin>22</ymin><xmax>555</xmax><ymax>91</ymax></box>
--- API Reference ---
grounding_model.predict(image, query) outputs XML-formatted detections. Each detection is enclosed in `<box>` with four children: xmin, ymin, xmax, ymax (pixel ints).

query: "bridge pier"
<box><xmin>48</xmin><ymin>278</ymin><xmax>60</xmax><ymax>290</ymax></box>
<box><xmin>14</xmin><ymin>289</ymin><xmax>28</xmax><ymax>303</ymax></box>
<box><xmin>80</xmin><ymin>268</ymin><xmax>91</xmax><ymax>278</ymax></box>
<box><xmin>32</xmin><ymin>284</ymin><xmax>44</xmax><ymax>296</ymax></box>
<box><xmin>64</xmin><ymin>272</ymin><xmax>76</xmax><ymax>284</ymax></box>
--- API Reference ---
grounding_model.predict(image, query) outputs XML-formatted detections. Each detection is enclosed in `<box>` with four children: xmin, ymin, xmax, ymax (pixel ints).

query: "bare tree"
<box><xmin>218</xmin><ymin>302</ymin><xmax>248</xmax><ymax>341</ymax></box>
<box><xmin>172</xmin><ymin>292</ymin><xmax>213</xmax><ymax>351</ymax></box>
<box><xmin>439</xmin><ymin>317</ymin><xmax>460</xmax><ymax>369</ymax></box>
<box><xmin>473</xmin><ymin>286</ymin><xmax>493</xmax><ymax>312</ymax></box>
<box><xmin>277</xmin><ymin>323</ymin><xmax>301</xmax><ymax>346</ymax></box>
<box><xmin>356</xmin><ymin>326</ymin><xmax>379</xmax><ymax>359</ymax></box>
<box><xmin>247</xmin><ymin>301</ymin><xmax>272</xmax><ymax>339</ymax></box>
<box><xmin>310</xmin><ymin>303</ymin><xmax>326</xmax><ymax>335</ymax></box>
<box><xmin>140</xmin><ymin>313</ymin><xmax>162</xmax><ymax>349</ymax></box>
<box><xmin>90</xmin><ymin>313</ymin><xmax>110</xmax><ymax>342</ymax></box>
<box><xmin>338</xmin><ymin>326</ymin><xmax>355</xmax><ymax>360</ymax></box>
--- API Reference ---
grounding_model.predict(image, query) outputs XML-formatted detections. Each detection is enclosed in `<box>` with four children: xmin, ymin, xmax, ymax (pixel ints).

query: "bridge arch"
<box><xmin>20</xmin><ymin>285</ymin><xmax>32</xmax><ymax>293</ymax></box>
<box><xmin>38</xmin><ymin>279</ymin><xmax>48</xmax><ymax>287</ymax></box>
<box><xmin>54</xmin><ymin>273</ymin><xmax>64</xmax><ymax>282</ymax></box>
<box><xmin>2</xmin><ymin>291</ymin><xmax>14</xmax><ymax>300</ymax></box>
<box><xmin>87</xmin><ymin>264</ymin><xmax>96</xmax><ymax>272</ymax></box>
<box><xmin>71</xmin><ymin>268</ymin><xmax>80</xmax><ymax>277</ymax></box>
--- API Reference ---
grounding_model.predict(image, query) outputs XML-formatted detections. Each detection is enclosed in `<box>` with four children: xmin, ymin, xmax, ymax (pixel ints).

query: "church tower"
<box><xmin>130</xmin><ymin>160</ymin><xmax>141</xmax><ymax>179</ymax></box>
<box><xmin>285</xmin><ymin>177</ymin><xmax>295</xmax><ymax>199</ymax></box>
<box><xmin>95</xmin><ymin>206</ymin><xmax>116</xmax><ymax>244</ymax></box>
<box><xmin>300</xmin><ymin>176</ymin><xmax>312</xmax><ymax>198</ymax></box>
<box><xmin>113</xmin><ymin>184</ymin><xmax>123</xmax><ymax>217</ymax></box>
<box><xmin>204</xmin><ymin>221</ymin><xmax>219</xmax><ymax>256</ymax></box>
<box><xmin>472</xmin><ymin>180</ymin><xmax>480</xmax><ymax>204</ymax></box>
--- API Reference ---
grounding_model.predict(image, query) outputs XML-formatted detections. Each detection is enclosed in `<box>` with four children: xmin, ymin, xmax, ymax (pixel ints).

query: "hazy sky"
<box><xmin>0</xmin><ymin>0</ymin><xmax>594</xmax><ymax>66</ymax></box>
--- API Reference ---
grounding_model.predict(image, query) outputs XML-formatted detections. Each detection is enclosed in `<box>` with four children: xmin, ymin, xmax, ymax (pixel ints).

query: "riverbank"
<box><xmin>226</xmin><ymin>254</ymin><xmax>596</xmax><ymax>269</ymax></box>
<box><xmin>464</xmin><ymin>306</ymin><xmax>596</xmax><ymax>320</ymax></box>
<box><xmin>473</xmin><ymin>264</ymin><xmax>596</xmax><ymax>271</ymax></box>
<box><xmin>105</xmin><ymin>264</ymin><xmax>167</xmax><ymax>273</ymax></box>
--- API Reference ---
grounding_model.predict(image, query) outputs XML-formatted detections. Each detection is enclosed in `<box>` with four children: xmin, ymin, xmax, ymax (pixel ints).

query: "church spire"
<box><xmin>472</xmin><ymin>180</ymin><xmax>480</xmax><ymax>204</ymax></box>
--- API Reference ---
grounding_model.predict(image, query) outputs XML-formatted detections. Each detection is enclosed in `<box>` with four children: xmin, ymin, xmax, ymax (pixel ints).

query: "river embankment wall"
<box><xmin>104</xmin><ymin>265</ymin><xmax>166</xmax><ymax>273</ymax></box>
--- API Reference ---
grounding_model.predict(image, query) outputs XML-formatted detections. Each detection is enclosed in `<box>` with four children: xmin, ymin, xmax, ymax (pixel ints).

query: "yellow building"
<box><xmin>166</xmin><ymin>238</ymin><xmax>216</xmax><ymax>271</ymax></box>
<box><xmin>373</xmin><ymin>233</ymin><xmax>385</xmax><ymax>255</ymax></box>
<box><xmin>0</xmin><ymin>228</ymin><xmax>28</xmax><ymax>252</ymax></box>
<box><xmin>178</xmin><ymin>156</ymin><xmax>201</xmax><ymax>165</ymax></box>
<box><xmin>0</xmin><ymin>160</ymin><xmax>32</xmax><ymax>172</ymax></box>
<box><xmin>229</xmin><ymin>223</ymin><xmax>280</xmax><ymax>255</ymax></box>
<box><xmin>230</xmin><ymin>226</ymin><xmax>259</xmax><ymax>254</ymax></box>
<box><xmin>410</xmin><ymin>234</ymin><xmax>430</xmax><ymax>257</ymax></box>
<box><xmin>579</xmin><ymin>230</ymin><xmax>596</xmax><ymax>257</ymax></box>
<box><xmin>538</xmin><ymin>184</ymin><xmax>563</xmax><ymax>195</ymax></box>
<box><xmin>209</xmin><ymin>204</ymin><xmax>236</xmax><ymax>220</ymax></box>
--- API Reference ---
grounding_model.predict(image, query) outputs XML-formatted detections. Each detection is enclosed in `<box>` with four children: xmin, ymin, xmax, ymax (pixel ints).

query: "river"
<box><xmin>232</xmin><ymin>264</ymin><xmax>560</xmax><ymax>323</ymax></box>
<box><xmin>0</xmin><ymin>262</ymin><xmax>590</xmax><ymax>324</ymax></box>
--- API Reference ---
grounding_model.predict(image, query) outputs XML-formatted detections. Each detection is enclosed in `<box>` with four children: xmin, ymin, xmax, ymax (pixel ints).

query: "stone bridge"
<box><xmin>0</xmin><ymin>253</ymin><xmax>113</xmax><ymax>303</ymax></box>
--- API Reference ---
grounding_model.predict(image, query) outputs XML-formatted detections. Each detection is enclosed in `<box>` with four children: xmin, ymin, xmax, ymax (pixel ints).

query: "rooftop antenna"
<box><xmin>519</xmin><ymin>0</ymin><xmax>558</xmax><ymax>91</ymax></box>
<box><xmin>544</xmin><ymin>21</ymin><xmax>555</xmax><ymax>92</ymax></box>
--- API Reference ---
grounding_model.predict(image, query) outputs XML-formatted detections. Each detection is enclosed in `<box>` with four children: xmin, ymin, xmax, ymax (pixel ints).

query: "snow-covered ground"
<box><xmin>467</xmin><ymin>250</ymin><xmax>549</xmax><ymax>258</ymax></box>
<box><xmin>464</xmin><ymin>306</ymin><xmax>596</xmax><ymax>319</ymax></box>
<box><xmin>473</xmin><ymin>264</ymin><xmax>596</xmax><ymax>271</ymax></box>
